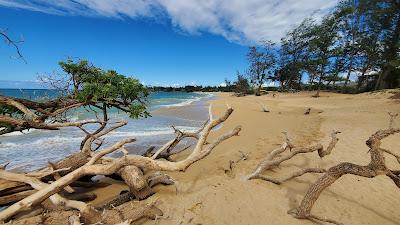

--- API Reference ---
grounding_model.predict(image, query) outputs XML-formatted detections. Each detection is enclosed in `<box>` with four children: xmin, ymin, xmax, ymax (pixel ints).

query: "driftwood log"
<box><xmin>249</xmin><ymin>113</ymin><xmax>399</xmax><ymax>225</ymax></box>
<box><xmin>0</xmin><ymin>105</ymin><xmax>241</xmax><ymax>224</ymax></box>
<box><xmin>288</xmin><ymin>128</ymin><xmax>400</xmax><ymax>225</ymax></box>
<box><xmin>247</xmin><ymin>130</ymin><xmax>339</xmax><ymax>183</ymax></box>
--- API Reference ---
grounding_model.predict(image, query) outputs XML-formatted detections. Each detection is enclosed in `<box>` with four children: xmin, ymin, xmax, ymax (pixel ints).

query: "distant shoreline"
<box><xmin>0</xmin><ymin>91</ymin><xmax>215</xmax><ymax>171</ymax></box>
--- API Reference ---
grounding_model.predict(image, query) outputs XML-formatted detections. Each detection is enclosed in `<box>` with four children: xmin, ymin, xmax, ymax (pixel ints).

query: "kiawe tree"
<box><xmin>334</xmin><ymin>0</ymin><xmax>362</xmax><ymax>87</ymax></box>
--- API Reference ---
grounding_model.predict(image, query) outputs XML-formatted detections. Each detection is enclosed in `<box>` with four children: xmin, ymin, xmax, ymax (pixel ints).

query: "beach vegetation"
<box><xmin>247</xmin><ymin>41</ymin><xmax>277</xmax><ymax>96</ymax></box>
<box><xmin>234</xmin><ymin>71</ymin><xmax>253</xmax><ymax>96</ymax></box>
<box><xmin>0</xmin><ymin>59</ymin><xmax>149</xmax><ymax>134</ymax></box>
<box><xmin>239</xmin><ymin>0</ymin><xmax>400</xmax><ymax>96</ymax></box>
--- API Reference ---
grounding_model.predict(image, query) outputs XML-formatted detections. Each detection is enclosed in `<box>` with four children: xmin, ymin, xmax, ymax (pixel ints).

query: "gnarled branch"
<box><xmin>0</xmin><ymin>106</ymin><xmax>240</xmax><ymax>222</ymax></box>
<box><xmin>247</xmin><ymin>130</ymin><xmax>339</xmax><ymax>181</ymax></box>
<box><xmin>289</xmin><ymin>128</ymin><xmax>400</xmax><ymax>224</ymax></box>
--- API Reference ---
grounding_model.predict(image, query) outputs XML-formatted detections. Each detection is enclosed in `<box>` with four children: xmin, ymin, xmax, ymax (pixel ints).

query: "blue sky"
<box><xmin>0</xmin><ymin>0</ymin><xmax>338</xmax><ymax>87</ymax></box>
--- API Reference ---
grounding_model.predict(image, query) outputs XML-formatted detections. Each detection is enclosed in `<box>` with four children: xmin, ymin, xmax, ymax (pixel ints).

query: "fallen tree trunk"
<box><xmin>117</xmin><ymin>165</ymin><xmax>154</xmax><ymax>200</ymax></box>
<box><xmin>101</xmin><ymin>172</ymin><xmax>175</xmax><ymax>209</ymax></box>
<box><xmin>0</xmin><ymin>106</ymin><xmax>241</xmax><ymax>223</ymax></box>
<box><xmin>0</xmin><ymin>121</ymin><xmax>126</xmax><ymax>205</ymax></box>
<box><xmin>0</xmin><ymin>190</ymin><xmax>36</xmax><ymax>205</ymax></box>
<box><xmin>0</xmin><ymin>152</ymin><xmax>89</xmax><ymax>206</ymax></box>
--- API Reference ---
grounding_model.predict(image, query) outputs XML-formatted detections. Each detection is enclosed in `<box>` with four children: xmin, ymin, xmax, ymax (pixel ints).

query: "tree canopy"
<box><xmin>240</xmin><ymin>0</ymin><xmax>400</xmax><ymax>95</ymax></box>
<box><xmin>0</xmin><ymin>59</ymin><xmax>149</xmax><ymax>135</ymax></box>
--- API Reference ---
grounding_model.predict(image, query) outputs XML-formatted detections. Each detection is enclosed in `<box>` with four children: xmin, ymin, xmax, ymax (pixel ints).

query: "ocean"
<box><xmin>0</xmin><ymin>89</ymin><xmax>214</xmax><ymax>171</ymax></box>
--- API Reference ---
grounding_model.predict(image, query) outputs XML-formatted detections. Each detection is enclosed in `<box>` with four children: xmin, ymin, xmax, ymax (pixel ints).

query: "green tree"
<box><xmin>361</xmin><ymin>0</ymin><xmax>400</xmax><ymax>89</ymax></box>
<box><xmin>303</xmin><ymin>15</ymin><xmax>340</xmax><ymax>97</ymax></box>
<box><xmin>0</xmin><ymin>59</ymin><xmax>149</xmax><ymax>135</ymax></box>
<box><xmin>277</xmin><ymin>19</ymin><xmax>313</xmax><ymax>90</ymax></box>
<box><xmin>247</xmin><ymin>41</ymin><xmax>277</xmax><ymax>95</ymax></box>
<box><xmin>234</xmin><ymin>71</ymin><xmax>252</xmax><ymax>96</ymax></box>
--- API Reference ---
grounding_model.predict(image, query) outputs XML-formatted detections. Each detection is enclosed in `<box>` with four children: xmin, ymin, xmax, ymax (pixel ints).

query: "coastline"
<box><xmin>0</xmin><ymin>92</ymin><xmax>214</xmax><ymax>171</ymax></box>
<box><xmin>2</xmin><ymin>91</ymin><xmax>400</xmax><ymax>224</ymax></box>
<box><xmin>114</xmin><ymin>90</ymin><xmax>399</xmax><ymax>225</ymax></box>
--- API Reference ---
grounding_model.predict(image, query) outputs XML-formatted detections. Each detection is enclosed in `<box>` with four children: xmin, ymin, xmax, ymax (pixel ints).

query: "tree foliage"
<box><xmin>0</xmin><ymin>59</ymin><xmax>149</xmax><ymax>134</ymax></box>
<box><xmin>247</xmin><ymin>41</ymin><xmax>277</xmax><ymax>95</ymax></box>
<box><xmin>234</xmin><ymin>71</ymin><xmax>252</xmax><ymax>96</ymax></box>
<box><xmin>245</xmin><ymin>0</ymin><xmax>400</xmax><ymax>94</ymax></box>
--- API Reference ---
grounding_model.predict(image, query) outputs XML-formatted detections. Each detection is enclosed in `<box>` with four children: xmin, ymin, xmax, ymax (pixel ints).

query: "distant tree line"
<box><xmin>148</xmin><ymin>84</ymin><xmax>256</xmax><ymax>93</ymax></box>
<box><xmin>153</xmin><ymin>0</ymin><xmax>399</xmax><ymax>97</ymax></box>
<box><xmin>235</xmin><ymin>0</ymin><xmax>400</xmax><ymax>96</ymax></box>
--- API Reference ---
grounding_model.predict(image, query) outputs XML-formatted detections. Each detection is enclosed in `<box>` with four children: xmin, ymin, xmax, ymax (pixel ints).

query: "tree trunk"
<box><xmin>256</xmin><ymin>84</ymin><xmax>262</xmax><ymax>96</ymax></box>
<box><xmin>376</xmin><ymin>14</ymin><xmax>400</xmax><ymax>90</ymax></box>
<box><xmin>0</xmin><ymin>190</ymin><xmax>36</xmax><ymax>205</ymax></box>
<box><xmin>117</xmin><ymin>166</ymin><xmax>154</xmax><ymax>200</ymax></box>
<box><xmin>344</xmin><ymin>56</ymin><xmax>354</xmax><ymax>87</ymax></box>
<box><xmin>357</xmin><ymin>67</ymin><xmax>368</xmax><ymax>91</ymax></box>
<box><xmin>375</xmin><ymin>69</ymin><xmax>389</xmax><ymax>90</ymax></box>
<box><xmin>292</xmin><ymin>163</ymin><xmax>376</xmax><ymax>218</ymax></box>
<box><xmin>0</xmin><ymin>151</ymin><xmax>90</xmax><ymax>203</ymax></box>
<box><xmin>315</xmin><ymin>75</ymin><xmax>323</xmax><ymax>97</ymax></box>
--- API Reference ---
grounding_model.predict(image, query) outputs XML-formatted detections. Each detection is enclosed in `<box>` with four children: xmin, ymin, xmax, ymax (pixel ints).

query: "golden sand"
<box><xmin>96</xmin><ymin>90</ymin><xmax>400</xmax><ymax>225</ymax></box>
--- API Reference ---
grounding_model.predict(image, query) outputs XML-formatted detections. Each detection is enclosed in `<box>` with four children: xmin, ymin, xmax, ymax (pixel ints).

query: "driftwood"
<box><xmin>0</xmin><ymin>105</ymin><xmax>241</xmax><ymax>224</ymax></box>
<box><xmin>7</xmin><ymin>201</ymin><xmax>163</xmax><ymax>225</ymax></box>
<box><xmin>257</xmin><ymin>101</ymin><xmax>270</xmax><ymax>112</ymax></box>
<box><xmin>101</xmin><ymin>172</ymin><xmax>175</xmax><ymax>209</ymax></box>
<box><xmin>248</xmin><ymin>113</ymin><xmax>399</xmax><ymax>225</ymax></box>
<box><xmin>247</xmin><ymin>131</ymin><xmax>340</xmax><ymax>183</ymax></box>
<box><xmin>288</xmin><ymin>128</ymin><xmax>400</xmax><ymax>225</ymax></box>
<box><xmin>0</xmin><ymin>190</ymin><xmax>36</xmax><ymax>205</ymax></box>
<box><xmin>117</xmin><ymin>165</ymin><xmax>154</xmax><ymax>200</ymax></box>
<box><xmin>150</xmin><ymin>120</ymin><xmax>208</xmax><ymax>160</ymax></box>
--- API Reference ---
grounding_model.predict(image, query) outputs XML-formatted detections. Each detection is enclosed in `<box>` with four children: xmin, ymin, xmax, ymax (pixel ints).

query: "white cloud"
<box><xmin>219</xmin><ymin>82</ymin><xmax>227</xmax><ymax>87</ymax></box>
<box><xmin>0</xmin><ymin>0</ymin><xmax>339</xmax><ymax>44</ymax></box>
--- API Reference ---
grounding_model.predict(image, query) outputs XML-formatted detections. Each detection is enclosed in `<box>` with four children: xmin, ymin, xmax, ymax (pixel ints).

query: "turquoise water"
<box><xmin>0</xmin><ymin>89</ymin><xmax>214</xmax><ymax>171</ymax></box>
<box><xmin>0</xmin><ymin>89</ymin><xmax>208</xmax><ymax>110</ymax></box>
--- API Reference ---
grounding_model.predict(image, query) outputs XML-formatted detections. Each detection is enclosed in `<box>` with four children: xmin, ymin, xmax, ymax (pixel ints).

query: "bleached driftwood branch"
<box><xmin>0</xmin><ymin>106</ymin><xmax>241</xmax><ymax>223</ymax></box>
<box><xmin>150</xmin><ymin>119</ymin><xmax>208</xmax><ymax>159</ymax></box>
<box><xmin>247</xmin><ymin>131</ymin><xmax>339</xmax><ymax>182</ymax></box>
<box><xmin>0</xmin><ymin>169</ymin><xmax>97</xmax><ymax>220</ymax></box>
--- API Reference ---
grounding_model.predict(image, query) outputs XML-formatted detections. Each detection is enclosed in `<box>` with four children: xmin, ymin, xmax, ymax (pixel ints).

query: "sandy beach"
<box><xmin>87</xmin><ymin>90</ymin><xmax>400</xmax><ymax>225</ymax></box>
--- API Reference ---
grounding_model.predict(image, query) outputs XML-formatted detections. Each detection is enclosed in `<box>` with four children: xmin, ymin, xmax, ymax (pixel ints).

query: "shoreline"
<box><xmin>2</xmin><ymin>91</ymin><xmax>400</xmax><ymax>225</ymax></box>
<box><xmin>0</xmin><ymin>92</ymin><xmax>215</xmax><ymax>171</ymax></box>
<box><xmin>151</xmin><ymin>92</ymin><xmax>215</xmax><ymax>120</ymax></box>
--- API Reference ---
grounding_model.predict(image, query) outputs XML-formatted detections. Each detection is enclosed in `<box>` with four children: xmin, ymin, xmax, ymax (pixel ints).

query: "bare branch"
<box><xmin>0</xmin><ymin>107</ymin><xmax>240</xmax><ymax>222</ymax></box>
<box><xmin>290</xmin><ymin>128</ymin><xmax>400</xmax><ymax>224</ymax></box>
<box><xmin>0</xmin><ymin>30</ymin><xmax>25</xmax><ymax>63</ymax></box>
<box><xmin>0</xmin><ymin>96</ymin><xmax>39</xmax><ymax>121</ymax></box>
<box><xmin>247</xmin><ymin>130</ymin><xmax>339</xmax><ymax>181</ymax></box>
